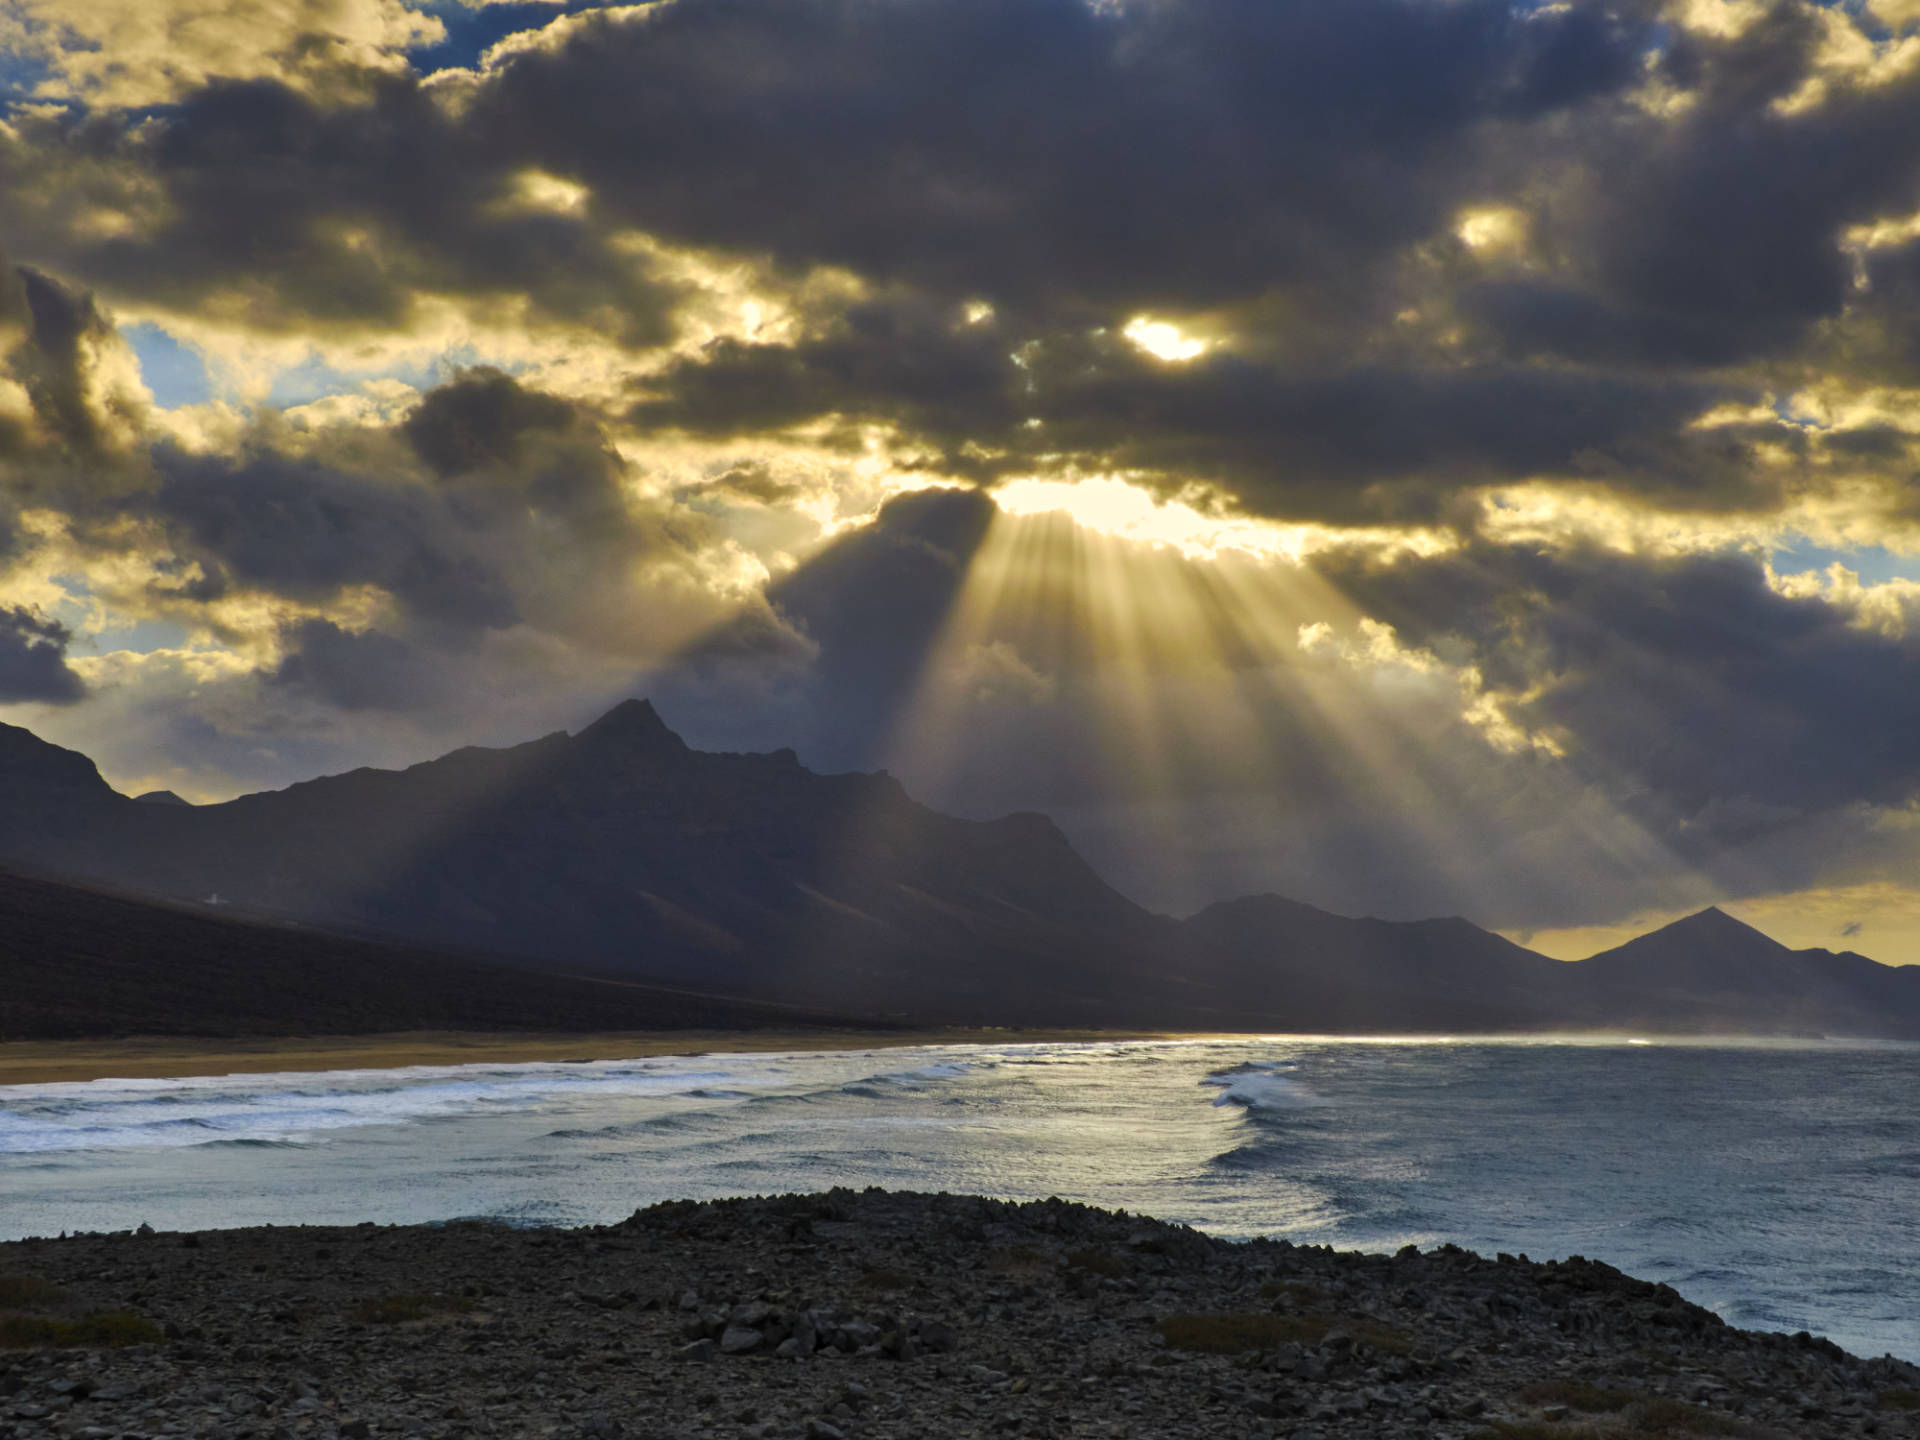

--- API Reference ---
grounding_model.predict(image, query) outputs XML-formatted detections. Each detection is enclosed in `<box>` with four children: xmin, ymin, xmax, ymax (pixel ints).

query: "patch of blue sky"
<box><xmin>121</xmin><ymin>323</ymin><xmax>213</xmax><ymax>410</ymax></box>
<box><xmin>403</xmin><ymin>0</ymin><xmax>603</xmax><ymax>75</ymax></box>
<box><xmin>1830</xmin><ymin>0</ymin><xmax>1893</xmax><ymax>44</ymax></box>
<box><xmin>0</xmin><ymin>59</ymin><xmax>48</xmax><ymax>109</ymax></box>
<box><xmin>44</xmin><ymin>577</ymin><xmax>191</xmax><ymax>658</ymax></box>
<box><xmin>263</xmin><ymin>343</ymin><xmax>498</xmax><ymax>411</ymax></box>
<box><xmin>83</xmin><ymin>615</ymin><xmax>193</xmax><ymax>656</ymax></box>
<box><xmin>1770</xmin><ymin>538</ymin><xmax>1920</xmax><ymax>587</ymax></box>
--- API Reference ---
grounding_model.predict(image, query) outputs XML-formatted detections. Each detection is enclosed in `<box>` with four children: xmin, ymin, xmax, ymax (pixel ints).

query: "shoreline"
<box><xmin>0</xmin><ymin>1189</ymin><xmax>1913</xmax><ymax>1439</ymax></box>
<box><xmin>0</xmin><ymin>1026</ymin><xmax>1176</xmax><ymax>1087</ymax></box>
<box><xmin>6</xmin><ymin>1027</ymin><xmax>1907</xmax><ymax>1088</ymax></box>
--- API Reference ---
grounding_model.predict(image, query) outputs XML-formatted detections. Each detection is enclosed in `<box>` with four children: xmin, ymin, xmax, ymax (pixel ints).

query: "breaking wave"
<box><xmin>1199</xmin><ymin>1060</ymin><xmax>1323</xmax><ymax>1110</ymax></box>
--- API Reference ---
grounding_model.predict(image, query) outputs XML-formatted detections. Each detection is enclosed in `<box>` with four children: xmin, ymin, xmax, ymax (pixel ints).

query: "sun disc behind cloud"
<box><xmin>1122</xmin><ymin>316</ymin><xmax>1208</xmax><ymax>362</ymax></box>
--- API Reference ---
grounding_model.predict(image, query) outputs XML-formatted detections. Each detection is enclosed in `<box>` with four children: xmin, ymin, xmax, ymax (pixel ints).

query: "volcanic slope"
<box><xmin>6</xmin><ymin>702</ymin><xmax>1920</xmax><ymax>1036</ymax></box>
<box><xmin>0</xmin><ymin>702</ymin><xmax>1176</xmax><ymax>1026</ymax></box>
<box><xmin>0</xmin><ymin>865</ymin><xmax>864</xmax><ymax>1040</ymax></box>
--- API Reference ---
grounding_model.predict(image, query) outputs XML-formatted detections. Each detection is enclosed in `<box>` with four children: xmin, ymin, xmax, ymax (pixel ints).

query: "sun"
<box><xmin>1122</xmin><ymin>316</ymin><xmax>1209</xmax><ymax>363</ymax></box>
<box><xmin>988</xmin><ymin>475</ymin><xmax>1456</xmax><ymax>565</ymax></box>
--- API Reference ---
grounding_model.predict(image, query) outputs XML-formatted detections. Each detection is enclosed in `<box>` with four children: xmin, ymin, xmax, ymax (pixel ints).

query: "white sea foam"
<box><xmin>879</xmin><ymin>1062</ymin><xmax>975</xmax><ymax>1082</ymax></box>
<box><xmin>0</xmin><ymin>1059</ymin><xmax>797</xmax><ymax>1154</ymax></box>
<box><xmin>6</xmin><ymin>1039</ymin><xmax>1920</xmax><ymax>1364</ymax></box>
<box><xmin>1199</xmin><ymin>1060</ymin><xmax>1321</xmax><ymax>1110</ymax></box>
<box><xmin>854</xmin><ymin>1060</ymin><xmax>982</xmax><ymax>1090</ymax></box>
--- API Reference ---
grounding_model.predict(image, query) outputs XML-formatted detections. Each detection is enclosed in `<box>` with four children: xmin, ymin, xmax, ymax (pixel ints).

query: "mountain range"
<box><xmin>3</xmin><ymin>699</ymin><xmax>1917</xmax><ymax>1039</ymax></box>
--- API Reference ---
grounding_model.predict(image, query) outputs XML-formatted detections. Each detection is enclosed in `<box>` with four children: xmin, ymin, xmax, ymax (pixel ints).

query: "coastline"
<box><xmin>0</xmin><ymin>1026</ymin><xmax>1175</xmax><ymax>1087</ymax></box>
<box><xmin>0</xmin><ymin>1189</ymin><xmax>1912</xmax><ymax>1440</ymax></box>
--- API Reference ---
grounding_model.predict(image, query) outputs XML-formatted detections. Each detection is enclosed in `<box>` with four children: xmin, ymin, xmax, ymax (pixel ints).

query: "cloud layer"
<box><xmin>9</xmin><ymin>0</ymin><xmax>1920</xmax><ymax>950</ymax></box>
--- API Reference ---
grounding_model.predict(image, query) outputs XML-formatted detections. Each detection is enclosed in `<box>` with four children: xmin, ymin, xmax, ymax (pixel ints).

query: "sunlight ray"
<box><xmin>882</xmin><ymin>487</ymin><xmax>1725</xmax><ymax>931</ymax></box>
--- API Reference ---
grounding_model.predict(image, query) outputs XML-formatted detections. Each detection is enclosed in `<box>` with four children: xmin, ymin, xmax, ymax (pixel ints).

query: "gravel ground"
<box><xmin>3</xmin><ymin>1189</ymin><xmax>1917</xmax><ymax>1440</ymax></box>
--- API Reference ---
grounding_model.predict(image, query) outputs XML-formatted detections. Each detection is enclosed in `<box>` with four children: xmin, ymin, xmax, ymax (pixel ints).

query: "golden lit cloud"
<box><xmin>1668</xmin><ymin>0</ymin><xmax>1771</xmax><ymax>41</ymax></box>
<box><xmin>1454</xmin><ymin>205</ymin><xmax>1530</xmax><ymax>258</ymax></box>
<box><xmin>611</xmin><ymin>232</ymin><xmax>869</xmax><ymax>359</ymax></box>
<box><xmin>3</xmin><ymin>0</ymin><xmax>441</xmax><ymax>106</ymax></box>
<box><xmin>1121</xmin><ymin>316</ymin><xmax>1209</xmax><ymax>363</ymax></box>
<box><xmin>993</xmin><ymin>475</ymin><xmax>1456</xmax><ymax>565</ymax></box>
<box><xmin>1476</xmin><ymin>478</ymin><xmax>1920</xmax><ymax>562</ymax></box>
<box><xmin>492</xmin><ymin>170</ymin><xmax>592</xmax><ymax>219</ymax></box>
<box><xmin>1870</xmin><ymin>0</ymin><xmax>1920</xmax><ymax>27</ymax></box>
<box><xmin>1774</xmin><ymin>5</ymin><xmax>1920</xmax><ymax>115</ymax></box>
<box><xmin>1766</xmin><ymin>562</ymin><xmax>1920</xmax><ymax>639</ymax></box>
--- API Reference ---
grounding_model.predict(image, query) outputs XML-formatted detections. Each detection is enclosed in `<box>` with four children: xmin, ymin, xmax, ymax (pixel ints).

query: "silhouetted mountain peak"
<box><xmin>577</xmin><ymin>698</ymin><xmax>686</xmax><ymax>752</ymax></box>
<box><xmin>1576</xmin><ymin>901</ymin><xmax>1805</xmax><ymax>1002</ymax></box>
<box><xmin>1187</xmin><ymin>892</ymin><xmax>1343</xmax><ymax>926</ymax></box>
<box><xmin>1649</xmin><ymin>905</ymin><xmax>1782</xmax><ymax>949</ymax></box>
<box><xmin>134</xmin><ymin>790</ymin><xmax>192</xmax><ymax>807</ymax></box>
<box><xmin>8</xmin><ymin>706</ymin><xmax>1920</xmax><ymax>1038</ymax></box>
<box><xmin>0</xmin><ymin>721</ymin><xmax>118</xmax><ymax>807</ymax></box>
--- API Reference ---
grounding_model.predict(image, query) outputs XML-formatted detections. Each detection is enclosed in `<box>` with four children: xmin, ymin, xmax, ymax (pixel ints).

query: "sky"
<box><xmin>8</xmin><ymin>0</ymin><xmax>1920</xmax><ymax>960</ymax></box>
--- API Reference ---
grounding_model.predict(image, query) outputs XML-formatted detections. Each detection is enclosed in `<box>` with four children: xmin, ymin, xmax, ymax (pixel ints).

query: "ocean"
<box><xmin>3</xmin><ymin>1037</ymin><xmax>1917</xmax><ymax>1363</ymax></box>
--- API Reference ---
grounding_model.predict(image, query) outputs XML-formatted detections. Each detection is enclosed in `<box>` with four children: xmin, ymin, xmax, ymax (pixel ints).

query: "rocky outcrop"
<box><xmin>1</xmin><ymin>1190</ymin><xmax>1914</xmax><ymax>1440</ymax></box>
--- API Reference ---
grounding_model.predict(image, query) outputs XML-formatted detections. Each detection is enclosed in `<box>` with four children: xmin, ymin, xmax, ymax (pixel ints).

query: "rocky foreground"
<box><xmin>3</xmin><ymin>1191</ymin><xmax>1918</xmax><ymax>1440</ymax></box>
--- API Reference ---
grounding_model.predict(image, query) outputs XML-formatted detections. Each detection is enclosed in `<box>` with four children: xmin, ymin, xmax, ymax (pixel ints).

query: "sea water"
<box><xmin>3</xmin><ymin>1038</ymin><xmax>1917</xmax><ymax>1362</ymax></box>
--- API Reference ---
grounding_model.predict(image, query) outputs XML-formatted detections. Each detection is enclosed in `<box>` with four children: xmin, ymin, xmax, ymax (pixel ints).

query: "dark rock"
<box><xmin>0</xmin><ymin>1188</ymin><xmax>1899</xmax><ymax>1440</ymax></box>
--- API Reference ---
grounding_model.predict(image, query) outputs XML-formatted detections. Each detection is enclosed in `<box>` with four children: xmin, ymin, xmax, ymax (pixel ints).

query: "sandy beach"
<box><xmin>0</xmin><ymin>1028</ymin><xmax>1173</xmax><ymax>1087</ymax></box>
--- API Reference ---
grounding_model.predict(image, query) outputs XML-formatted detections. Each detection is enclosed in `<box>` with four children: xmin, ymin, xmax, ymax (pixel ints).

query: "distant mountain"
<box><xmin>0</xmin><ymin>702</ymin><xmax>1176</xmax><ymax>1025</ymax></box>
<box><xmin>1567</xmin><ymin>906</ymin><xmax>1920</xmax><ymax>1038</ymax></box>
<box><xmin>4</xmin><ymin>702</ymin><xmax>1920</xmax><ymax>1038</ymax></box>
<box><xmin>1168</xmin><ymin>893</ymin><xmax>1572</xmax><ymax>1032</ymax></box>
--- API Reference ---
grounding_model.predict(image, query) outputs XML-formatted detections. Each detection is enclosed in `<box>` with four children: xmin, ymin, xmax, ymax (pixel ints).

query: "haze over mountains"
<box><xmin>4</xmin><ymin>700</ymin><xmax>1918</xmax><ymax>1040</ymax></box>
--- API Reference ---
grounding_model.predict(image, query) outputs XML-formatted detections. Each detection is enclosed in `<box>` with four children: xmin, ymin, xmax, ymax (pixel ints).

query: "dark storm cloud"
<box><xmin>10</xmin><ymin>267</ymin><xmax>116</xmax><ymax>450</ymax></box>
<box><xmin>402</xmin><ymin>366</ymin><xmax>578</xmax><ymax>478</ymax></box>
<box><xmin>0</xmin><ymin>259</ymin><xmax>137</xmax><ymax>459</ymax></box>
<box><xmin>631</xmin><ymin>300</ymin><xmax>1023</xmax><ymax>472</ymax></box>
<box><xmin>638</xmin><ymin>315</ymin><xmax>1753</xmax><ymax>519</ymax></box>
<box><xmin>4</xmin><ymin>0</ymin><xmax>1656</xmax><ymax>338</ymax></box>
<box><xmin>650</xmin><ymin>486</ymin><xmax>994</xmax><ymax>768</ymax></box>
<box><xmin>1469</xmin><ymin>7</ymin><xmax>1920</xmax><ymax>370</ymax></box>
<box><xmin>14</xmin><ymin>0</ymin><xmax>1920</xmax><ymax>527</ymax></box>
<box><xmin>1319</xmin><ymin>541</ymin><xmax>1920</xmax><ymax>835</ymax></box>
<box><xmin>13</xmin><ymin>77</ymin><xmax>674</xmax><ymax>339</ymax></box>
<box><xmin>1026</xmin><ymin>351</ymin><xmax>1749</xmax><ymax>520</ymax></box>
<box><xmin>0</xmin><ymin>606</ymin><xmax>84</xmax><ymax>704</ymax></box>
<box><xmin>134</xmin><ymin>370</ymin><xmax>680</xmax><ymax>650</ymax></box>
<box><xmin>636</xmin><ymin>302</ymin><xmax>1017</xmax><ymax>442</ymax></box>
<box><xmin>149</xmin><ymin>445</ymin><xmax>521</xmax><ymax>630</ymax></box>
<box><xmin>477</xmin><ymin>0</ymin><xmax>1647</xmax><ymax>312</ymax></box>
<box><xmin>1849</xmin><ymin>236</ymin><xmax>1920</xmax><ymax>385</ymax></box>
<box><xmin>271</xmin><ymin>617</ymin><xmax>446</xmax><ymax>711</ymax></box>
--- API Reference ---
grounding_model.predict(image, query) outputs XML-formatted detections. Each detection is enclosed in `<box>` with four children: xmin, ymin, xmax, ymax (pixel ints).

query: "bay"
<box><xmin>3</xmin><ymin>1036</ymin><xmax>1917</xmax><ymax>1362</ymax></box>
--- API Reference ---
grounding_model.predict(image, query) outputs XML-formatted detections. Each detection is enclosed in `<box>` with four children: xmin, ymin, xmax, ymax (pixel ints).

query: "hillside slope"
<box><xmin>0</xmin><ymin>866</ymin><xmax>863</xmax><ymax>1040</ymax></box>
<box><xmin>7</xmin><ymin>704</ymin><xmax>1920</xmax><ymax>1037</ymax></box>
